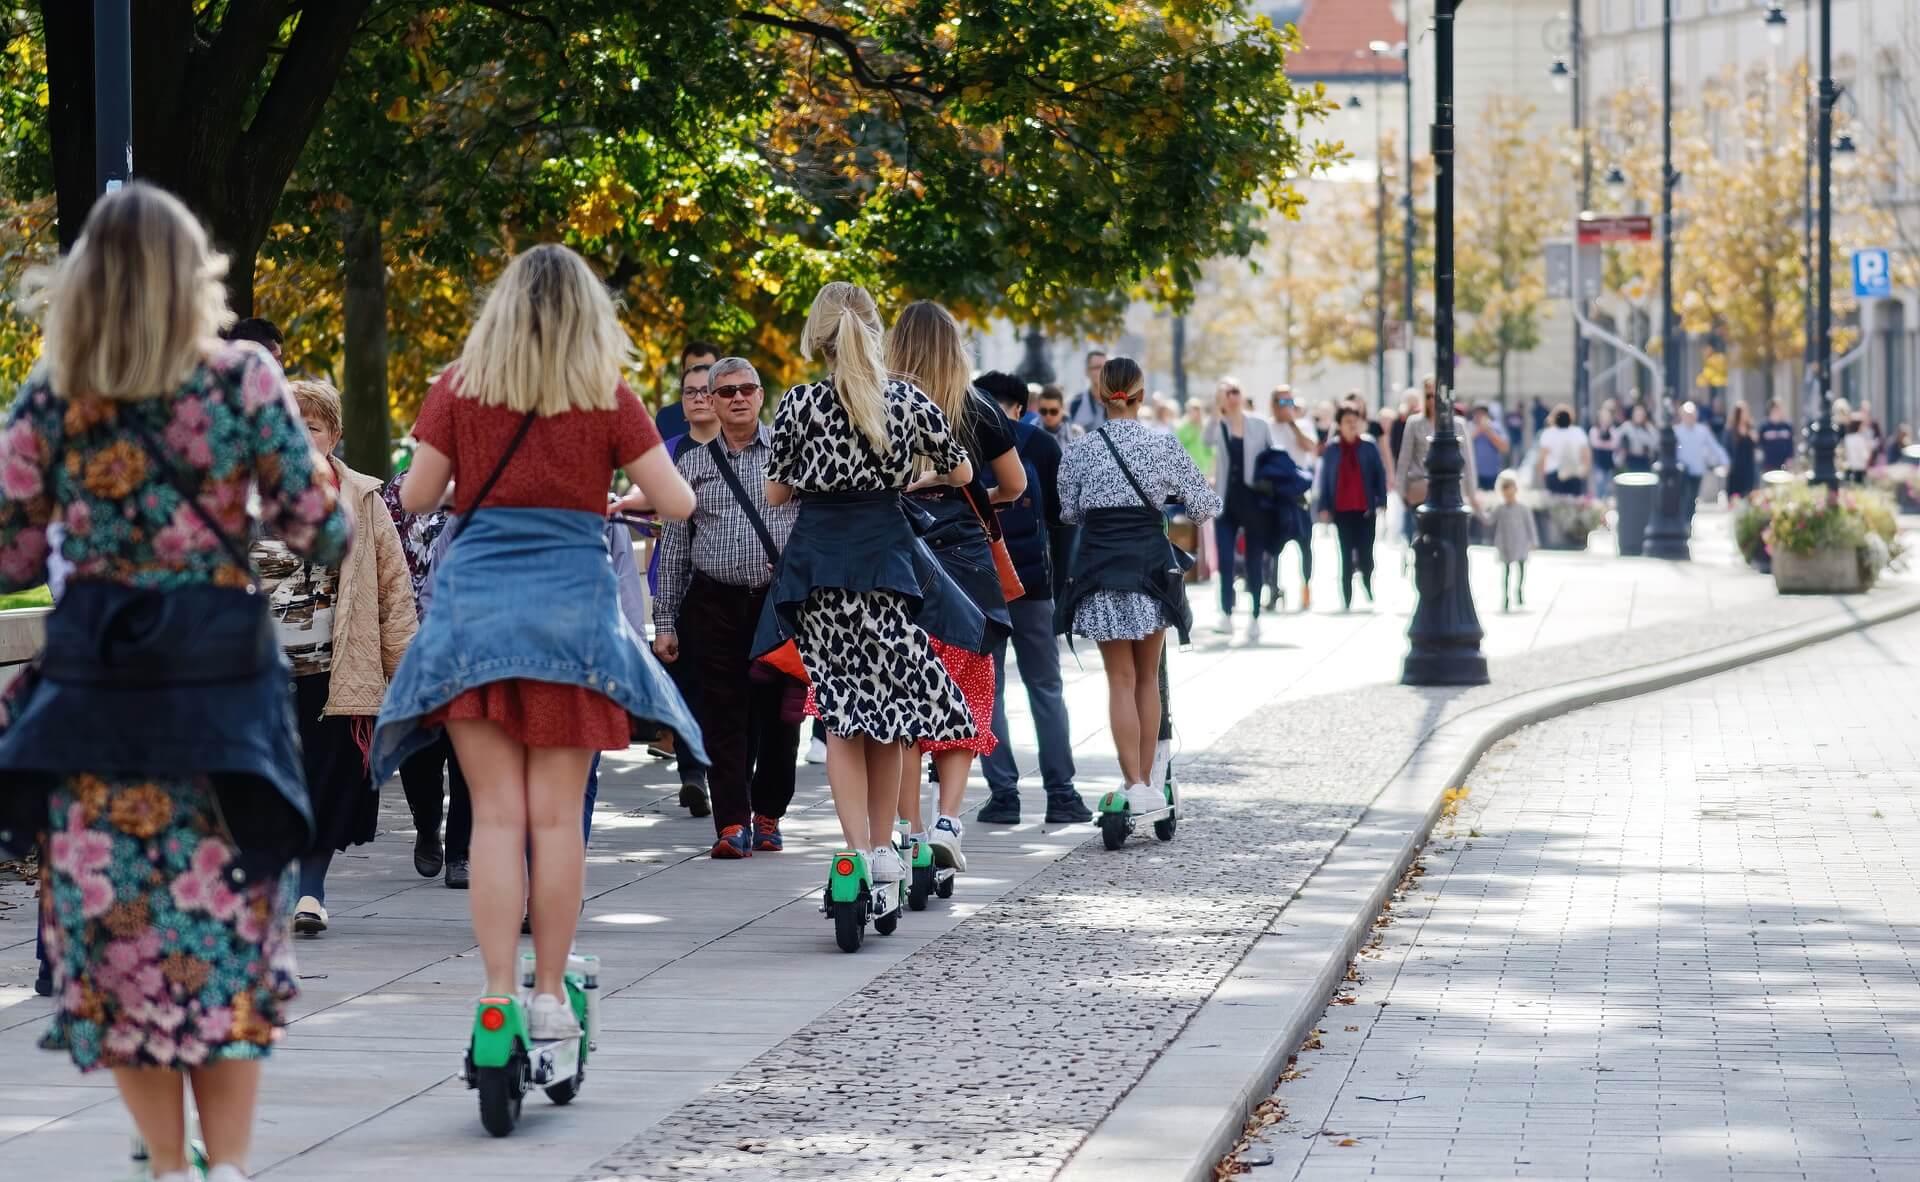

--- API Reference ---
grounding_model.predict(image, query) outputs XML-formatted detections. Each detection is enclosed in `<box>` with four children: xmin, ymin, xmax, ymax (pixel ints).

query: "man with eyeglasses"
<box><xmin>1067</xmin><ymin>349</ymin><xmax>1110</xmax><ymax>432</ymax></box>
<box><xmin>652</xmin><ymin>358</ymin><xmax>802</xmax><ymax>859</ymax></box>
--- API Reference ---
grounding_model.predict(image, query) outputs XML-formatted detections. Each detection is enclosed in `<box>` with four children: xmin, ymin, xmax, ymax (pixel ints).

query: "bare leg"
<box><xmin>863</xmin><ymin>738</ymin><xmax>905</xmax><ymax>850</ymax></box>
<box><xmin>824</xmin><ymin>732</ymin><xmax>870</xmax><ymax>850</ymax></box>
<box><xmin>897</xmin><ymin>746</ymin><xmax>926</xmax><ymax>833</ymax></box>
<box><xmin>448</xmin><ymin>719</ymin><xmax>528</xmax><ymax>995</ymax></box>
<box><xmin>934</xmin><ymin>749</ymin><xmax>974</xmax><ymax>818</ymax></box>
<box><xmin>1130</xmin><ymin>631</ymin><xmax>1167</xmax><ymax>783</ymax></box>
<box><xmin>187</xmin><ymin>1059</ymin><xmax>262</xmax><ymax>1174</ymax></box>
<box><xmin>526</xmin><ymin>744</ymin><xmax>593</xmax><ymax>998</ymax></box>
<box><xmin>1097</xmin><ymin>640</ymin><xmax>1143</xmax><ymax>785</ymax></box>
<box><xmin>113</xmin><ymin>1067</ymin><xmax>187</xmax><ymax>1175</ymax></box>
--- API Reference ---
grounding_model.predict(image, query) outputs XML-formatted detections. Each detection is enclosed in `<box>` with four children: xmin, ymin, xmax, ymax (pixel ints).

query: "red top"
<box><xmin>413</xmin><ymin>369</ymin><xmax>662</xmax><ymax>514</ymax></box>
<box><xmin>1334</xmin><ymin>441</ymin><xmax>1368</xmax><ymax>513</ymax></box>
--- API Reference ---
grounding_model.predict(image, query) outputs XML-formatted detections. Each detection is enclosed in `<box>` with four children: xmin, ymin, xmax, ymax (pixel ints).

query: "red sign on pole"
<box><xmin>1577</xmin><ymin>214</ymin><xmax>1654</xmax><ymax>244</ymax></box>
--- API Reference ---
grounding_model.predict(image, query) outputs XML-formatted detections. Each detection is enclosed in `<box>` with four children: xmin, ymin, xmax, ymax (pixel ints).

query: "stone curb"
<box><xmin>1056</xmin><ymin>586</ymin><xmax>1920</xmax><ymax>1182</ymax></box>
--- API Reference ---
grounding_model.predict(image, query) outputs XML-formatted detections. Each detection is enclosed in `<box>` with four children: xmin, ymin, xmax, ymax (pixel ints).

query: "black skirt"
<box><xmin>293</xmin><ymin>672</ymin><xmax>377</xmax><ymax>854</ymax></box>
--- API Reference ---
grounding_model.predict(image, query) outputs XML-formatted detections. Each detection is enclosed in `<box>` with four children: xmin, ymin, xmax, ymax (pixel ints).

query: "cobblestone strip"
<box><xmin>583</xmin><ymin>591</ymin><xmax>1900</xmax><ymax>1182</ymax></box>
<box><xmin>1237</xmin><ymin>613</ymin><xmax>1920</xmax><ymax>1182</ymax></box>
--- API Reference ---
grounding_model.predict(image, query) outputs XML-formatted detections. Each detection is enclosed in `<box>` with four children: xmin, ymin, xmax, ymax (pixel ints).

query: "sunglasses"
<box><xmin>711</xmin><ymin>383</ymin><xmax>762</xmax><ymax>401</ymax></box>
<box><xmin>1038</xmin><ymin>407</ymin><xmax>1063</xmax><ymax>417</ymax></box>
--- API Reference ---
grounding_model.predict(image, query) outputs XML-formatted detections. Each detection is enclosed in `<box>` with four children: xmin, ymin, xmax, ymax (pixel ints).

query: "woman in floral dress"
<box><xmin>0</xmin><ymin>184</ymin><xmax>350</xmax><ymax>1182</ymax></box>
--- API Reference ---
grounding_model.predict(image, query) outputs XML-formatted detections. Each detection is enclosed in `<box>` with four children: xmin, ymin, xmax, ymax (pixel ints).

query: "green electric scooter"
<box><xmin>822</xmin><ymin>846</ymin><xmax>905</xmax><ymax>952</ymax></box>
<box><xmin>463</xmin><ymin>951</ymin><xmax>599</xmax><ymax>1136</ymax></box>
<box><xmin>1097</xmin><ymin>738</ymin><xmax>1180</xmax><ymax>851</ymax></box>
<box><xmin>906</xmin><ymin>823</ymin><xmax>955</xmax><ymax>910</ymax></box>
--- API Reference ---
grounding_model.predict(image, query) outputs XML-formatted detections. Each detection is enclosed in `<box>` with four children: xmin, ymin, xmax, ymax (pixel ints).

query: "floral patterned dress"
<box><xmin>0</xmin><ymin>344</ymin><xmax>351</xmax><ymax>1072</ymax></box>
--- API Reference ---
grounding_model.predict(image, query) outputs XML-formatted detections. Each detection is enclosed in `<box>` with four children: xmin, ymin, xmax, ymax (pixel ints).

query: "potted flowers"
<box><xmin>1766</xmin><ymin>483</ymin><xmax>1903</xmax><ymax>594</ymax></box>
<box><xmin>1526</xmin><ymin>490</ymin><xmax>1606</xmax><ymax>551</ymax></box>
<box><xmin>1732</xmin><ymin>486</ymin><xmax>1777</xmax><ymax>573</ymax></box>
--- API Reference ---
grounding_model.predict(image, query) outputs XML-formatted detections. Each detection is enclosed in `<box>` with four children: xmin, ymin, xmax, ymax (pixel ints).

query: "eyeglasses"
<box><xmin>681</xmin><ymin>386</ymin><xmax>710</xmax><ymax>400</ymax></box>
<box><xmin>1275</xmin><ymin>399</ymin><xmax>1296</xmax><ymax>408</ymax></box>
<box><xmin>711</xmin><ymin>383</ymin><xmax>762</xmax><ymax>401</ymax></box>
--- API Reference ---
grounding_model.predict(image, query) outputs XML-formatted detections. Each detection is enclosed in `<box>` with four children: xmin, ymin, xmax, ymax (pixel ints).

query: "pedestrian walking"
<box><xmin>888</xmin><ymin>301</ymin><xmax>1022</xmax><ymax>872</ymax></box>
<box><xmin>1588</xmin><ymin>401</ymin><xmax>1619</xmax><ymax>499</ymax></box>
<box><xmin>1397</xmin><ymin>378</ymin><xmax>1480</xmax><ymax>526</ymax></box>
<box><xmin>1035</xmin><ymin>383</ymin><xmax>1079</xmax><ymax>447</ymax></box>
<box><xmin>1842</xmin><ymin>411</ymin><xmax>1878</xmax><ymax>484</ymax></box>
<box><xmin>1056</xmin><ymin>358</ymin><xmax>1219</xmax><ymax>803</ymax></box>
<box><xmin>1209</xmin><ymin>377</ymin><xmax>1272</xmax><ymax>642</ymax></box>
<box><xmin>650</xmin><ymin>339</ymin><xmax>720</xmax><ymax>441</ymax></box>
<box><xmin>1672</xmin><ymin>401</ymin><xmax>1730</xmax><ymax>517</ymax></box>
<box><xmin>972</xmin><ymin>371</ymin><xmax>1089</xmax><ymax>825</ymax></box>
<box><xmin>1067</xmin><ymin>349</ymin><xmax>1111</xmax><ymax>432</ymax></box>
<box><xmin>1268</xmin><ymin>387</ymin><xmax>1317</xmax><ymax>610</ymax></box>
<box><xmin>0</xmin><ymin>182</ymin><xmax>353</xmax><ymax>1182</ymax></box>
<box><xmin>375</xmin><ymin>243</ymin><xmax>701</xmax><ymax>1044</ymax></box>
<box><xmin>653</xmin><ymin>357</ymin><xmax>804</xmax><ymax>859</ymax></box>
<box><xmin>252</xmin><ymin>380</ymin><xmax>417</xmax><ymax>938</ymax></box>
<box><xmin>1887</xmin><ymin>424</ymin><xmax>1912</xmax><ymax>465</ymax></box>
<box><xmin>382</xmin><ymin>466</ymin><xmax>474</xmax><ymax>888</ymax></box>
<box><xmin>1534</xmin><ymin>404</ymin><xmax>1591</xmax><ymax>496</ymax></box>
<box><xmin>1316</xmin><ymin>405</ymin><xmax>1388</xmax><ymax>611</ymax></box>
<box><xmin>221</xmin><ymin>316</ymin><xmax>284</xmax><ymax>364</ymax></box>
<box><xmin>1723</xmin><ymin>401</ymin><xmax>1760</xmax><ymax>501</ymax></box>
<box><xmin>1487</xmin><ymin>470</ymin><xmax>1539</xmax><ymax>612</ymax></box>
<box><xmin>752</xmin><ymin>281</ymin><xmax>981</xmax><ymax>890</ymax></box>
<box><xmin>1175</xmin><ymin>399</ymin><xmax>1214</xmax><ymax>476</ymax></box>
<box><xmin>1758</xmin><ymin>400</ymin><xmax>1796</xmax><ymax>472</ymax></box>
<box><xmin>1468</xmin><ymin>405</ymin><xmax>1509</xmax><ymax>497</ymax></box>
<box><xmin>1617</xmin><ymin>400</ymin><xmax>1658</xmax><ymax>473</ymax></box>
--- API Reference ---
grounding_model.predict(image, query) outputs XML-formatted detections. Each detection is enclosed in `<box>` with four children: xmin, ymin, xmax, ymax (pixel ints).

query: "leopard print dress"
<box><xmin>769</xmin><ymin>377</ymin><xmax>974</xmax><ymax>743</ymax></box>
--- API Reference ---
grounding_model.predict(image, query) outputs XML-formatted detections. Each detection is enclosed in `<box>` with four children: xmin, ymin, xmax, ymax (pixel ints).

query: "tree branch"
<box><xmin>738</xmin><ymin>11</ymin><xmax>943</xmax><ymax>102</ymax></box>
<box><xmin>465</xmin><ymin>0</ymin><xmax>558</xmax><ymax>38</ymax></box>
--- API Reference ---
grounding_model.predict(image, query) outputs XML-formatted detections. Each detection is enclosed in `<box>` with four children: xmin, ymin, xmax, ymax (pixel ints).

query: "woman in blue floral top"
<box><xmin>0</xmin><ymin>184</ymin><xmax>350</xmax><ymax>1182</ymax></box>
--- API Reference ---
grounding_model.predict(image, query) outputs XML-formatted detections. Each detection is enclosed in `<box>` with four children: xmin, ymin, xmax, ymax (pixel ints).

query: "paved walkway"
<box><xmin>1234</xmin><ymin>612</ymin><xmax>1920</xmax><ymax>1181</ymax></box>
<box><xmin>0</xmin><ymin>517</ymin><xmax>1910</xmax><ymax>1180</ymax></box>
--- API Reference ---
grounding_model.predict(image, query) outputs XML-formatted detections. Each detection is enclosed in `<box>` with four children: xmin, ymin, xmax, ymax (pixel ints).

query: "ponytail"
<box><xmin>803</xmin><ymin>281</ymin><xmax>890</xmax><ymax>454</ymax></box>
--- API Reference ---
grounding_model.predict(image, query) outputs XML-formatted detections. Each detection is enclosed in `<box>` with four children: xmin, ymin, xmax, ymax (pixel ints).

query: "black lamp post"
<box><xmin>1548</xmin><ymin>3</ymin><xmax>1593</xmax><ymax>421</ymax></box>
<box><xmin>1403</xmin><ymin>0</ymin><xmax>1487</xmax><ymax>689</ymax></box>
<box><xmin>1807</xmin><ymin>0</ymin><xmax>1840</xmax><ymax>489</ymax></box>
<box><xmin>1643</xmin><ymin>0</ymin><xmax>1692</xmax><ymax>561</ymax></box>
<box><xmin>1015</xmin><ymin>327</ymin><xmax>1055</xmax><ymax>386</ymax></box>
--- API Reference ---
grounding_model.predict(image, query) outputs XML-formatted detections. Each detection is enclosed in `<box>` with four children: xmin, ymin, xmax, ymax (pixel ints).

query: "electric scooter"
<box><xmin>907</xmin><ymin>827</ymin><xmax>954</xmax><ymax>910</ymax></box>
<box><xmin>463</xmin><ymin>950</ymin><xmax>599</xmax><ymax>1137</ymax></box>
<box><xmin>822</xmin><ymin>845</ymin><xmax>905</xmax><ymax>952</ymax></box>
<box><xmin>1097</xmin><ymin>738</ymin><xmax>1180</xmax><ymax>851</ymax></box>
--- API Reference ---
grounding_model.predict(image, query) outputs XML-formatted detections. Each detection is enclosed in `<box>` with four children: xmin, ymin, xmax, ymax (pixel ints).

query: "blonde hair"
<box><xmin>456</xmin><ymin>244</ymin><xmax>628</xmax><ymax>415</ymax></box>
<box><xmin>1095</xmin><ymin>357</ymin><xmax>1145</xmax><ymax>407</ymax></box>
<box><xmin>24</xmin><ymin>182</ymin><xmax>232</xmax><ymax>400</ymax></box>
<box><xmin>290</xmin><ymin>379</ymin><xmax>343</xmax><ymax>438</ymax></box>
<box><xmin>802</xmin><ymin>282</ymin><xmax>889</xmax><ymax>452</ymax></box>
<box><xmin>886</xmin><ymin>300</ymin><xmax>973</xmax><ymax>447</ymax></box>
<box><xmin>1496</xmin><ymin>469</ymin><xmax>1521</xmax><ymax>492</ymax></box>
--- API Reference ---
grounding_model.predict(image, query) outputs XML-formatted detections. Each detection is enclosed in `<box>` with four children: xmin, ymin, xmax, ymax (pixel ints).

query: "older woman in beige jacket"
<box><xmin>252</xmin><ymin>379</ymin><xmax>416</xmax><ymax>937</ymax></box>
<box><xmin>1396</xmin><ymin>381</ymin><xmax>1478</xmax><ymax>515</ymax></box>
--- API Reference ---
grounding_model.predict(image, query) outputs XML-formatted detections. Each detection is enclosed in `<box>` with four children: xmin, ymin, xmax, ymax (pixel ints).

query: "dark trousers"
<box><xmin>1333</xmin><ymin>510</ymin><xmax>1377</xmax><ymax>607</ymax></box>
<box><xmin>1213</xmin><ymin>507</ymin><xmax>1267</xmax><ymax>618</ymax></box>
<box><xmin>684</xmin><ymin>574</ymin><xmax>801</xmax><ymax>832</ymax></box>
<box><xmin>664</xmin><ymin>610</ymin><xmax>707</xmax><ymax>789</ymax></box>
<box><xmin>399</xmin><ymin>734</ymin><xmax>472</xmax><ymax>860</ymax></box>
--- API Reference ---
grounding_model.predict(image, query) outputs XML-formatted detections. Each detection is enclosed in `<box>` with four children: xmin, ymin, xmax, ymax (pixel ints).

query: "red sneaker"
<box><xmin>753</xmin><ymin>815</ymin><xmax>784</xmax><ymax>852</ymax></box>
<box><xmin>711</xmin><ymin>824</ymin><xmax>752</xmax><ymax>859</ymax></box>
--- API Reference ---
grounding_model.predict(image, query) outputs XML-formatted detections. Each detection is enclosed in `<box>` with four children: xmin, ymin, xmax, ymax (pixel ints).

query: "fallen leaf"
<box><xmin>1338</xmin><ymin>1138</ymin><xmax>1357</xmax><ymax>1147</ymax></box>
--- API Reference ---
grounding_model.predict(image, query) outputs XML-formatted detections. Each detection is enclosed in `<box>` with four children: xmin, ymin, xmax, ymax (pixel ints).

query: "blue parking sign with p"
<box><xmin>1853</xmin><ymin>249</ymin><xmax>1891</xmax><ymax>299</ymax></box>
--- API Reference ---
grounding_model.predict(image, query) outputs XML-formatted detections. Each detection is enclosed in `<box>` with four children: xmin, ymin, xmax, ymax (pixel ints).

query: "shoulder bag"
<box><xmin>1096</xmin><ymin>427</ymin><xmax>1195</xmax><ymax>573</ymax></box>
<box><xmin>703</xmin><ymin>438</ymin><xmax>808</xmax><ymax>684</ymax></box>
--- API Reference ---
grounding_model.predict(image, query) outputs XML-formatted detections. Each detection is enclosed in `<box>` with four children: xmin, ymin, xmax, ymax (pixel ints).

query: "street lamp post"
<box><xmin>1401</xmin><ymin>45</ymin><xmax>1416</xmax><ymax>389</ymax></box>
<box><xmin>1403</xmin><ymin>0</ymin><xmax>1487</xmax><ymax>689</ymax></box>
<box><xmin>1549</xmin><ymin>4</ymin><xmax>1593</xmax><ymax>421</ymax></box>
<box><xmin>1373</xmin><ymin>76</ymin><xmax>1388</xmax><ymax>407</ymax></box>
<box><xmin>1808</xmin><ymin>0</ymin><xmax>1840</xmax><ymax>488</ymax></box>
<box><xmin>1643</xmin><ymin>0</ymin><xmax>1692</xmax><ymax>561</ymax></box>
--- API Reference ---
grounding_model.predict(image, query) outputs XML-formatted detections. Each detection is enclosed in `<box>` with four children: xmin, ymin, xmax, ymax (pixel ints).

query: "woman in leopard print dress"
<box><xmin>758</xmin><ymin>282</ymin><xmax>979</xmax><ymax>885</ymax></box>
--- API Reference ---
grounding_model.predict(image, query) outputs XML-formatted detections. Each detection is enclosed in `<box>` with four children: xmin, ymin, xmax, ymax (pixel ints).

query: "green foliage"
<box><xmin>1455</xmin><ymin>95</ymin><xmax>1564</xmax><ymax>396</ymax></box>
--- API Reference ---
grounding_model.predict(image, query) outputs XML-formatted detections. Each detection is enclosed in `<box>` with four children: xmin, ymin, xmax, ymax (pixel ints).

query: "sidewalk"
<box><xmin>0</xmin><ymin>521</ymin><xmax>1911</xmax><ymax>1180</ymax></box>
<box><xmin>1230</xmin><ymin>611</ymin><xmax>1920</xmax><ymax>1181</ymax></box>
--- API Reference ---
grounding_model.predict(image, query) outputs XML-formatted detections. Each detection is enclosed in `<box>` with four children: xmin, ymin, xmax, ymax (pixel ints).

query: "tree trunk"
<box><xmin>38</xmin><ymin>0</ymin><xmax>95</xmax><ymax>251</ymax></box>
<box><xmin>341</xmin><ymin>206</ymin><xmax>391</xmax><ymax>479</ymax></box>
<box><xmin>1497</xmin><ymin>348</ymin><xmax>1509</xmax><ymax>405</ymax></box>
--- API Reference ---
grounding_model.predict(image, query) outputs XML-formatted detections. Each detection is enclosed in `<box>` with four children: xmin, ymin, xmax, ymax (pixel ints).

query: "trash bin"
<box><xmin>1613</xmin><ymin>472</ymin><xmax>1658</xmax><ymax>556</ymax></box>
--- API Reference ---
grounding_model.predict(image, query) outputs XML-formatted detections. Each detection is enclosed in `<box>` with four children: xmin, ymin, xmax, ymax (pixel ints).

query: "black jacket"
<box><xmin>987</xmin><ymin>418</ymin><xmax>1070</xmax><ymax>602</ymax></box>
<box><xmin>1056</xmin><ymin>507</ymin><xmax>1193</xmax><ymax>646</ymax></box>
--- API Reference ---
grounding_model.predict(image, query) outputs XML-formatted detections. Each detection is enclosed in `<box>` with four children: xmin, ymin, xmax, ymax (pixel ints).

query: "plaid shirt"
<box><xmin>653</xmin><ymin>426</ymin><xmax>796</xmax><ymax>635</ymax></box>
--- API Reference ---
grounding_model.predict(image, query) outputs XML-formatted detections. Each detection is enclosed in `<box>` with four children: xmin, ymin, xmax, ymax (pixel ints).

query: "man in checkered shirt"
<box><xmin>652</xmin><ymin>357</ymin><xmax>803</xmax><ymax>860</ymax></box>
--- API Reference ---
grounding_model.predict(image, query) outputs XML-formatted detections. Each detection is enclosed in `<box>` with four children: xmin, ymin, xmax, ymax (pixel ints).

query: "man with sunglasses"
<box><xmin>1034</xmin><ymin>384</ymin><xmax>1078</xmax><ymax>447</ymax></box>
<box><xmin>653</xmin><ymin>358</ymin><xmax>802</xmax><ymax>859</ymax></box>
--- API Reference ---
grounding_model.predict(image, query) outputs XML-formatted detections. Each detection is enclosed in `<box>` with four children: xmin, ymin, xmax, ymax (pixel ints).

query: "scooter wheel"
<box><xmin>477</xmin><ymin>1063</ymin><xmax>524</xmax><ymax>1137</ymax></box>
<box><xmin>1153</xmin><ymin>812</ymin><xmax>1177</xmax><ymax>842</ymax></box>
<box><xmin>934</xmin><ymin>874</ymin><xmax>954</xmax><ymax>899</ymax></box>
<box><xmin>1099</xmin><ymin>811</ymin><xmax>1130</xmax><ymax>851</ymax></box>
<box><xmin>545</xmin><ymin>1072</ymin><xmax>582</xmax><ymax>1106</ymax></box>
<box><xmin>875</xmin><ymin>910</ymin><xmax>899</xmax><ymax>935</ymax></box>
<box><xmin>908</xmin><ymin>865</ymin><xmax>932</xmax><ymax>911</ymax></box>
<box><xmin>833</xmin><ymin>899</ymin><xmax>866</xmax><ymax>953</ymax></box>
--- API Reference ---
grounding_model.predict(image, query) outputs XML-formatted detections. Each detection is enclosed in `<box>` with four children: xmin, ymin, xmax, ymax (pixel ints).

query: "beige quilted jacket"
<box><xmin>322</xmin><ymin>457</ymin><xmax>417</xmax><ymax>717</ymax></box>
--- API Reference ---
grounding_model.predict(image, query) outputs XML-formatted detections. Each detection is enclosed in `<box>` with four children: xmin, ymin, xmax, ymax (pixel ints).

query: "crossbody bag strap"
<box><xmin>123</xmin><ymin>413</ymin><xmax>259</xmax><ymax>587</ymax></box>
<box><xmin>1096</xmin><ymin>426</ymin><xmax>1159</xmax><ymax>513</ymax></box>
<box><xmin>445</xmin><ymin>409</ymin><xmax>538</xmax><ymax>544</ymax></box>
<box><xmin>704</xmin><ymin>438</ymin><xmax>779</xmax><ymax>565</ymax></box>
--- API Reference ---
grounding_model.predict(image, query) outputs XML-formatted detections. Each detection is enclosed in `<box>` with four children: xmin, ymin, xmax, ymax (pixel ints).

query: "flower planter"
<box><xmin>1532</xmin><ymin>509</ymin><xmax>1588</xmax><ymax>552</ymax></box>
<box><xmin>1772</xmin><ymin>545</ymin><xmax>1864</xmax><ymax>594</ymax></box>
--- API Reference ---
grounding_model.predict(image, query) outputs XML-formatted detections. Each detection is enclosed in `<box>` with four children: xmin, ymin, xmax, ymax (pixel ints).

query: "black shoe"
<box><xmin>413</xmin><ymin>829</ymin><xmax>445</xmax><ymax>878</ymax></box>
<box><xmin>444</xmin><ymin>857</ymin><xmax>470</xmax><ymax>889</ymax></box>
<box><xmin>34</xmin><ymin>959</ymin><xmax>52</xmax><ymax>997</ymax></box>
<box><xmin>1045</xmin><ymin>792</ymin><xmax>1095</xmax><ymax>824</ymax></box>
<box><xmin>679</xmin><ymin>780</ymin><xmax>711</xmax><ymax>818</ymax></box>
<box><xmin>977</xmin><ymin>793</ymin><xmax>1021</xmax><ymax>824</ymax></box>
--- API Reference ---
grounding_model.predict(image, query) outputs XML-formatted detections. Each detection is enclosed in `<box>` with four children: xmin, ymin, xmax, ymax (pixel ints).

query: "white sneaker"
<box><xmin>528</xmin><ymin>992</ymin><xmax>582</xmax><ymax>1041</ymax></box>
<box><xmin>868</xmin><ymin>844</ymin><xmax>905</xmax><ymax>883</ymax></box>
<box><xmin>205</xmin><ymin>1166</ymin><xmax>254</xmax><ymax>1182</ymax></box>
<box><xmin>293</xmin><ymin>896</ymin><xmax>327</xmax><ymax>935</ymax></box>
<box><xmin>1209</xmin><ymin>618</ymin><xmax>1233</xmax><ymax>636</ymax></box>
<box><xmin>928</xmin><ymin>815</ymin><xmax>966</xmax><ymax>872</ymax></box>
<box><xmin>1245</xmin><ymin>617</ymin><xmax>1262</xmax><ymax>644</ymax></box>
<box><xmin>804</xmin><ymin>737</ymin><xmax>827</xmax><ymax>764</ymax></box>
